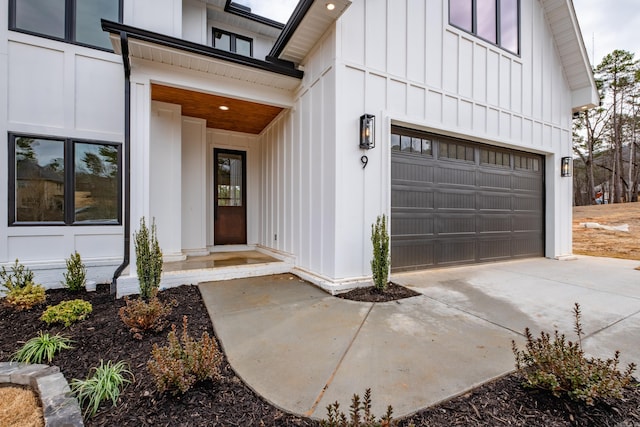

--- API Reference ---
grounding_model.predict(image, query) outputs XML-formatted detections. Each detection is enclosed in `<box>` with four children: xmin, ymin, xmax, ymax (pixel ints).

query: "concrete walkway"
<box><xmin>198</xmin><ymin>256</ymin><xmax>640</xmax><ymax>420</ymax></box>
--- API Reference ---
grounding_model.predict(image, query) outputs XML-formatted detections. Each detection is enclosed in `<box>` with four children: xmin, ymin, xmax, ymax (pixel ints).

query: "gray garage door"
<box><xmin>391</xmin><ymin>126</ymin><xmax>544</xmax><ymax>272</ymax></box>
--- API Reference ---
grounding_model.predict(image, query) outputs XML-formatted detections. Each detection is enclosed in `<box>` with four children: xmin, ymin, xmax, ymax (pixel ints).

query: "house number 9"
<box><xmin>361</xmin><ymin>155</ymin><xmax>368</xmax><ymax>169</ymax></box>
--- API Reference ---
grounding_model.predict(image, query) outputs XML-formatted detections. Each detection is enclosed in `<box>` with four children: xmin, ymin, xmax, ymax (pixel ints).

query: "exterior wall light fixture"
<box><xmin>561</xmin><ymin>156</ymin><xmax>572</xmax><ymax>177</ymax></box>
<box><xmin>359</xmin><ymin>114</ymin><xmax>375</xmax><ymax>149</ymax></box>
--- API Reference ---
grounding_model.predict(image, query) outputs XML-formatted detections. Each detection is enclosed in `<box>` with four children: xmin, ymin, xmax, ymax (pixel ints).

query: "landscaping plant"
<box><xmin>321</xmin><ymin>388</ymin><xmax>403</xmax><ymax>427</ymax></box>
<box><xmin>1</xmin><ymin>259</ymin><xmax>46</xmax><ymax>310</ymax></box>
<box><xmin>71</xmin><ymin>360</ymin><xmax>133</xmax><ymax>418</ymax></box>
<box><xmin>12</xmin><ymin>332</ymin><xmax>73</xmax><ymax>364</ymax></box>
<box><xmin>41</xmin><ymin>299</ymin><xmax>93</xmax><ymax>327</ymax></box>
<box><xmin>119</xmin><ymin>291</ymin><xmax>176</xmax><ymax>339</ymax></box>
<box><xmin>62</xmin><ymin>251</ymin><xmax>87</xmax><ymax>291</ymax></box>
<box><xmin>134</xmin><ymin>216</ymin><xmax>163</xmax><ymax>300</ymax></box>
<box><xmin>371</xmin><ymin>215</ymin><xmax>390</xmax><ymax>293</ymax></box>
<box><xmin>512</xmin><ymin>303</ymin><xmax>637</xmax><ymax>406</ymax></box>
<box><xmin>147</xmin><ymin>315</ymin><xmax>222</xmax><ymax>395</ymax></box>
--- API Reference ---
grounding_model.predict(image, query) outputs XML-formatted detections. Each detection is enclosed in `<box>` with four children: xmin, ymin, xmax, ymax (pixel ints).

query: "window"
<box><xmin>449</xmin><ymin>0</ymin><xmax>520</xmax><ymax>54</ymax></box>
<box><xmin>391</xmin><ymin>128</ymin><xmax>432</xmax><ymax>156</ymax></box>
<box><xmin>213</xmin><ymin>28</ymin><xmax>253</xmax><ymax>57</ymax></box>
<box><xmin>439</xmin><ymin>141</ymin><xmax>475</xmax><ymax>162</ymax></box>
<box><xmin>9</xmin><ymin>0</ymin><xmax>121</xmax><ymax>50</ymax></box>
<box><xmin>9</xmin><ymin>134</ymin><xmax>122</xmax><ymax>225</ymax></box>
<box><xmin>514</xmin><ymin>155</ymin><xmax>540</xmax><ymax>171</ymax></box>
<box><xmin>481</xmin><ymin>148</ymin><xmax>510</xmax><ymax>168</ymax></box>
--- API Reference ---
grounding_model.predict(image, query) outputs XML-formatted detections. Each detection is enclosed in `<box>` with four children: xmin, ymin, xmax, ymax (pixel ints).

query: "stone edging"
<box><xmin>0</xmin><ymin>362</ymin><xmax>83</xmax><ymax>427</ymax></box>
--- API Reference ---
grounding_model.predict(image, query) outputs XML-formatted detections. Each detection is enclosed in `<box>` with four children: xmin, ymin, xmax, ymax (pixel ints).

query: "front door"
<box><xmin>214</xmin><ymin>149</ymin><xmax>246</xmax><ymax>245</ymax></box>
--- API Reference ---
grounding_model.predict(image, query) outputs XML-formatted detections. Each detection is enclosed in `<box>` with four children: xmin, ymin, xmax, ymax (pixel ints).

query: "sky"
<box><xmin>233</xmin><ymin>0</ymin><xmax>298</xmax><ymax>24</ymax></box>
<box><xmin>572</xmin><ymin>0</ymin><xmax>640</xmax><ymax>66</ymax></box>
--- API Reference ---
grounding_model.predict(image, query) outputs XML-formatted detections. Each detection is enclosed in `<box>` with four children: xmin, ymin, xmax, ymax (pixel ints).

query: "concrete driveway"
<box><xmin>198</xmin><ymin>256</ymin><xmax>640</xmax><ymax>419</ymax></box>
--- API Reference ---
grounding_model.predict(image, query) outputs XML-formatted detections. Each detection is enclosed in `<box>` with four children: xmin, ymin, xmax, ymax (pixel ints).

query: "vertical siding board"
<box><xmin>341</xmin><ymin>0</ymin><xmax>365</xmax><ymax>64</ymax></box>
<box><xmin>486</xmin><ymin>51</ymin><xmax>500</xmax><ymax>106</ymax></box>
<box><xmin>365</xmin><ymin>0</ymin><xmax>387</xmax><ymax>72</ymax></box>
<box><xmin>473</xmin><ymin>45</ymin><xmax>487</xmax><ymax>102</ymax></box>
<box><xmin>387</xmin><ymin>0</ymin><xmax>407</xmax><ymax>78</ymax></box>
<box><xmin>511</xmin><ymin>62</ymin><xmax>523</xmax><ymax>114</ymax></box>
<box><xmin>310</xmin><ymin>80</ymin><xmax>323</xmax><ymax>272</ymax></box>
<box><xmin>443</xmin><ymin>32</ymin><xmax>458</xmax><ymax>93</ymax></box>
<box><xmin>459</xmin><ymin>37</ymin><xmax>473</xmax><ymax>98</ymax></box>
<box><xmin>500</xmin><ymin>55</ymin><xmax>511</xmax><ymax>109</ymax></box>
<box><xmin>389</xmin><ymin>79</ymin><xmax>407</xmax><ymax>116</ymax></box>
<box><xmin>408</xmin><ymin>85</ymin><xmax>426</xmax><ymax>119</ymax></box>
<box><xmin>322</xmin><ymin>69</ymin><xmax>336</xmax><ymax>277</ymax></box>
<box><xmin>407</xmin><ymin>0</ymin><xmax>426</xmax><ymax>83</ymax></box>
<box><xmin>426</xmin><ymin>0</ymin><xmax>443</xmax><ymax>88</ymax></box>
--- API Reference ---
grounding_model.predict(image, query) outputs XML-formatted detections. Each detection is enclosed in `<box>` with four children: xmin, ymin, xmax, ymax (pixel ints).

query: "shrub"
<box><xmin>12</xmin><ymin>332</ymin><xmax>73</xmax><ymax>364</ymax></box>
<box><xmin>134</xmin><ymin>217</ymin><xmax>163</xmax><ymax>300</ymax></box>
<box><xmin>71</xmin><ymin>360</ymin><xmax>133</xmax><ymax>418</ymax></box>
<box><xmin>371</xmin><ymin>215</ymin><xmax>390</xmax><ymax>293</ymax></box>
<box><xmin>512</xmin><ymin>303</ymin><xmax>637</xmax><ymax>406</ymax></box>
<box><xmin>0</xmin><ymin>259</ymin><xmax>35</xmax><ymax>292</ymax></box>
<box><xmin>62</xmin><ymin>251</ymin><xmax>87</xmax><ymax>291</ymax></box>
<box><xmin>119</xmin><ymin>292</ymin><xmax>176</xmax><ymax>339</ymax></box>
<box><xmin>41</xmin><ymin>299</ymin><xmax>93</xmax><ymax>327</ymax></box>
<box><xmin>5</xmin><ymin>282</ymin><xmax>46</xmax><ymax>310</ymax></box>
<box><xmin>321</xmin><ymin>389</ymin><xmax>400</xmax><ymax>427</ymax></box>
<box><xmin>147</xmin><ymin>316</ymin><xmax>222</xmax><ymax>395</ymax></box>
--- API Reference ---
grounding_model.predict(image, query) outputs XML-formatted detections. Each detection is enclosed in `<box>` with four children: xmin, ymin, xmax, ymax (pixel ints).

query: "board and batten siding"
<box><xmin>329</xmin><ymin>0</ymin><xmax>574</xmax><ymax>279</ymax></box>
<box><xmin>258</xmin><ymin>30</ymin><xmax>339</xmax><ymax>280</ymax></box>
<box><xmin>0</xmin><ymin>23</ymin><xmax>125</xmax><ymax>286</ymax></box>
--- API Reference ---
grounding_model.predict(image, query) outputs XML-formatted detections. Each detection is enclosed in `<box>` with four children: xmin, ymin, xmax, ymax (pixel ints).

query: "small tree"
<box><xmin>134</xmin><ymin>217</ymin><xmax>163</xmax><ymax>300</ymax></box>
<box><xmin>62</xmin><ymin>251</ymin><xmax>87</xmax><ymax>291</ymax></box>
<box><xmin>371</xmin><ymin>215</ymin><xmax>390</xmax><ymax>293</ymax></box>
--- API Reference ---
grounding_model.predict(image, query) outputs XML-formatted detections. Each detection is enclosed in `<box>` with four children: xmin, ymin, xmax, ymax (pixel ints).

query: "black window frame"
<box><xmin>448</xmin><ymin>0</ymin><xmax>521</xmax><ymax>56</ymax></box>
<box><xmin>8</xmin><ymin>133</ymin><xmax>123</xmax><ymax>226</ymax></box>
<box><xmin>8</xmin><ymin>0</ymin><xmax>123</xmax><ymax>52</ymax></box>
<box><xmin>212</xmin><ymin>28</ymin><xmax>253</xmax><ymax>57</ymax></box>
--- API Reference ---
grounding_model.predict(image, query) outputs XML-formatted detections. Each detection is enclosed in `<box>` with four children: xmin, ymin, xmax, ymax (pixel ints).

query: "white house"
<box><xmin>0</xmin><ymin>0</ymin><xmax>598</xmax><ymax>296</ymax></box>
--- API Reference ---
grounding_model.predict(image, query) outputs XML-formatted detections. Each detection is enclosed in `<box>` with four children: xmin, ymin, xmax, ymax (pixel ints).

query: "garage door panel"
<box><xmin>478</xmin><ymin>238</ymin><xmax>512</xmax><ymax>260</ymax></box>
<box><xmin>477</xmin><ymin>215</ymin><xmax>512</xmax><ymax>233</ymax></box>
<box><xmin>392</xmin><ymin>188</ymin><xmax>434</xmax><ymax>209</ymax></box>
<box><xmin>391</xmin><ymin>214</ymin><xmax>435</xmax><ymax>236</ymax></box>
<box><xmin>438</xmin><ymin>166</ymin><xmax>476</xmax><ymax>187</ymax></box>
<box><xmin>437</xmin><ymin>214</ymin><xmax>476</xmax><ymax>234</ymax></box>
<box><xmin>478</xmin><ymin>193</ymin><xmax>511</xmax><ymax>210</ymax></box>
<box><xmin>436</xmin><ymin>191</ymin><xmax>476</xmax><ymax>210</ymax></box>
<box><xmin>438</xmin><ymin>239</ymin><xmax>476</xmax><ymax>264</ymax></box>
<box><xmin>391</xmin><ymin>126</ymin><xmax>544</xmax><ymax>271</ymax></box>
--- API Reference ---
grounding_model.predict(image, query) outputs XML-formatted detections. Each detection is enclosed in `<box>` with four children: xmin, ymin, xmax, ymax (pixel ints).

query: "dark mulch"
<box><xmin>336</xmin><ymin>282</ymin><xmax>420</xmax><ymax>302</ymax></box>
<box><xmin>1</xmin><ymin>284</ymin><xmax>639</xmax><ymax>426</ymax></box>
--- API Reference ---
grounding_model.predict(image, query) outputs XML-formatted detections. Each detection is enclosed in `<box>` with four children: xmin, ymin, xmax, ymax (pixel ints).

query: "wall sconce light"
<box><xmin>360</xmin><ymin>114</ymin><xmax>375</xmax><ymax>149</ymax></box>
<box><xmin>561</xmin><ymin>156</ymin><xmax>572</xmax><ymax>177</ymax></box>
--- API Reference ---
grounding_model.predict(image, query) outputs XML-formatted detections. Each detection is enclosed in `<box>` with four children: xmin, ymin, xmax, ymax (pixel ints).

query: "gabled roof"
<box><xmin>541</xmin><ymin>0</ymin><xmax>599</xmax><ymax>111</ymax></box>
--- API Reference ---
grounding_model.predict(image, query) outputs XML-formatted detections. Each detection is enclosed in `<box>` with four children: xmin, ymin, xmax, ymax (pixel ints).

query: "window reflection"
<box><xmin>75</xmin><ymin>0</ymin><xmax>120</xmax><ymax>50</ymax></box>
<box><xmin>15</xmin><ymin>137</ymin><xmax>65</xmax><ymax>222</ymax></box>
<box><xmin>450</xmin><ymin>0</ymin><xmax>472</xmax><ymax>31</ymax></box>
<box><xmin>217</xmin><ymin>154</ymin><xmax>243</xmax><ymax>207</ymax></box>
<box><xmin>74</xmin><ymin>143</ymin><xmax>119</xmax><ymax>223</ymax></box>
<box><xmin>15</xmin><ymin>0</ymin><xmax>65</xmax><ymax>39</ymax></box>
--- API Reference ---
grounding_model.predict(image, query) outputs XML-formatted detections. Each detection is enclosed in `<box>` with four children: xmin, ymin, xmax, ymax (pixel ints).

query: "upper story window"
<box><xmin>9</xmin><ymin>0</ymin><xmax>121</xmax><ymax>51</ymax></box>
<box><xmin>213</xmin><ymin>28</ymin><xmax>253</xmax><ymax>57</ymax></box>
<box><xmin>449</xmin><ymin>0</ymin><xmax>519</xmax><ymax>55</ymax></box>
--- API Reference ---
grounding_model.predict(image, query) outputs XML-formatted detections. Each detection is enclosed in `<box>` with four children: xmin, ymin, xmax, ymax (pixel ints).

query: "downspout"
<box><xmin>111</xmin><ymin>30</ymin><xmax>132</xmax><ymax>295</ymax></box>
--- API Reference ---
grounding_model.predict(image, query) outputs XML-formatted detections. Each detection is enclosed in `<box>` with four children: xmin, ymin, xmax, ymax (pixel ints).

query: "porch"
<box><xmin>116</xmin><ymin>249</ymin><xmax>292</xmax><ymax>297</ymax></box>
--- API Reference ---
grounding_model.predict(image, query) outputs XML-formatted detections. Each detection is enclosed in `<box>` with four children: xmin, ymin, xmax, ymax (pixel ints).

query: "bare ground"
<box><xmin>573</xmin><ymin>201</ymin><xmax>640</xmax><ymax>261</ymax></box>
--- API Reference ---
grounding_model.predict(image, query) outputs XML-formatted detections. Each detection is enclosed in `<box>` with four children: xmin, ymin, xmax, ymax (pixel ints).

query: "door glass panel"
<box><xmin>217</xmin><ymin>153</ymin><xmax>243</xmax><ymax>207</ymax></box>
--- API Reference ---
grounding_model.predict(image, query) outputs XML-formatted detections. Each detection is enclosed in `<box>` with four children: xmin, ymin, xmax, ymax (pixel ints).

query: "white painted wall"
<box><xmin>182</xmin><ymin>116</ymin><xmax>208</xmax><ymax>255</ymax></box>
<box><xmin>327</xmin><ymin>0</ymin><xmax>575</xmax><ymax>280</ymax></box>
<box><xmin>0</xmin><ymin>28</ymin><xmax>125</xmax><ymax>287</ymax></box>
<box><xmin>124</xmin><ymin>0</ymin><xmax>182</xmax><ymax>37</ymax></box>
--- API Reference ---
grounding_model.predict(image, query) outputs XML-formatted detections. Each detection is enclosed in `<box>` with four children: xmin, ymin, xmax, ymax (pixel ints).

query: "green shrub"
<box><xmin>512</xmin><ymin>303</ymin><xmax>637</xmax><ymax>406</ymax></box>
<box><xmin>119</xmin><ymin>293</ymin><xmax>176</xmax><ymax>339</ymax></box>
<box><xmin>12</xmin><ymin>332</ymin><xmax>73</xmax><ymax>364</ymax></box>
<box><xmin>1</xmin><ymin>259</ymin><xmax>35</xmax><ymax>292</ymax></box>
<box><xmin>62</xmin><ymin>251</ymin><xmax>87</xmax><ymax>291</ymax></box>
<box><xmin>371</xmin><ymin>215</ymin><xmax>390</xmax><ymax>293</ymax></box>
<box><xmin>134</xmin><ymin>217</ymin><xmax>163</xmax><ymax>300</ymax></box>
<box><xmin>321</xmin><ymin>388</ymin><xmax>400</xmax><ymax>427</ymax></box>
<box><xmin>147</xmin><ymin>316</ymin><xmax>222</xmax><ymax>395</ymax></box>
<box><xmin>5</xmin><ymin>282</ymin><xmax>46</xmax><ymax>310</ymax></box>
<box><xmin>41</xmin><ymin>299</ymin><xmax>93</xmax><ymax>327</ymax></box>
<box><xmin>71</xmin><ymin>360</ymin><xmax>133</xmax><ymax>418</ymax></box>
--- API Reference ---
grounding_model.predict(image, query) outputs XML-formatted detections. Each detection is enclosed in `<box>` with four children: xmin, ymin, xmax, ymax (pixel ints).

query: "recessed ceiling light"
<box><xmin>219</xmin><ymin>105</ymin><xmax>229</xmax><ymax>111</ymax></box>
<box><xmin>326</xmin><ymin>3</ymin><xmax>336</xmax><ymax>11</ymax></box>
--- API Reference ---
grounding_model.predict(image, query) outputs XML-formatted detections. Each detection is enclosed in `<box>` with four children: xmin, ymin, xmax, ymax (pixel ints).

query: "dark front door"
<box><xmin>214</xmin><ymin>149</ymin><xmax>246</xmax><ymax>245</ymax></box>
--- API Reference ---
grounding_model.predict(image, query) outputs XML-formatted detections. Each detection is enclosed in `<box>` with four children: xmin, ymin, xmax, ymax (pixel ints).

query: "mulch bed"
<box><xmin>336</xmin><ymin>282</ymin><xmax>420</xmax><ymax>302</ymax></box>
<box><xmin>1</xmin><ymin>283</ymin><xmax>639</xmax><ymax>426</ymax></box>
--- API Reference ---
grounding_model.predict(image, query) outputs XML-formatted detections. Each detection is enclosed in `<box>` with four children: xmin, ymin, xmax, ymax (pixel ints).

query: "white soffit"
<box><xmin>279</xmin><ymin>0</ymin><xmax>351</xmax><ymax>64</ymax></box>
<box><xmin>540</xmin><ymin>0</ymin><xmax>599</xmax><ymax>110</ymax></box>
<box><xmin>109</xmin><ymin>34</ymin><xmax>301</xmax><ymax>92</ymax></box>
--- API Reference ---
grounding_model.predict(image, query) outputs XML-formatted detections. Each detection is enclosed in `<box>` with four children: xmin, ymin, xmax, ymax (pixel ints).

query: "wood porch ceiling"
<box><xmin>151</xmin><ymin>84</ymin><xmax>284</xmax><ymax>134</ymax></box>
